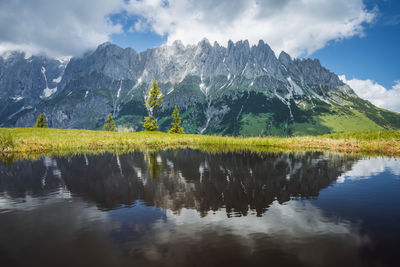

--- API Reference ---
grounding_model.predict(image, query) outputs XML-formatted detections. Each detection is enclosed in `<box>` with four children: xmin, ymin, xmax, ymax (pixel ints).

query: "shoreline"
<box><xmin>1</xmin><ymin>128</ymin><xmax>400</xmax><ymax>161</ymax></box>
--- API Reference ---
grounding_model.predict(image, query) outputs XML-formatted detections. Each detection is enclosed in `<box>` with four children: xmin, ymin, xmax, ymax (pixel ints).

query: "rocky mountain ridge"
<box><xmin>0</xmin><ymin>39</ymin><xmax>399</xmax><ymax>136</ymax></box>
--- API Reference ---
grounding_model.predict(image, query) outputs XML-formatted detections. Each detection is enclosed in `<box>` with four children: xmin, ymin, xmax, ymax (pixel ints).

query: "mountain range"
<box><xmin>1</xmin><ymin>39</ymin><xmax>399</xmax><ymax>136</ymax></box>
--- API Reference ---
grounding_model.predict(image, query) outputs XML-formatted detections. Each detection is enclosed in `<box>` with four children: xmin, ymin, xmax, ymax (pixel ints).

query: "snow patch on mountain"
<box><xmin>40</xmin><ymin>66</ymin><xmax>57</xmax><ymax>99</ymax></box>
<box><xmin>42</xmin><ymin>87</ymin><xmax>57</xmax><ymax>98</ymax></box>
<box><xmin>11</xmin><ymin>96</ymin><xmax>23</xmax><ymax>101</ymax></box>
<box><xmin>56</xmin><ymin>56</ymin><xmax>72</xmax><ymax>67</ymax></box>
<box><xmin>117</xmin><ymin>80</ymin><xmax>122</xmax><ymax>98</ymax></box>
<box><xmin>52</xmin><ymin>76</ymin><xmax>62</xmax><ymax>83</ymax></box>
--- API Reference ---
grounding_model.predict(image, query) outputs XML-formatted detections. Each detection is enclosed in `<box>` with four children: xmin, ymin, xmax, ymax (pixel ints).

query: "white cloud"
<box><xmin>124</xmin><ymin>0</ymin><xmax>376</xmax><ymax>57</ymax></box>
<box><xmin>0</xmin><ymin>0</ymin><xmax>123</xmax><ymax>57</ymax></box>
<box><xmin>339</xmin><ymin>75</ymin><xmax>400</xmax><ymax>112</ymax></box>
<box><xmin>133</xmin><ymin>19</ymin><xmax>149</xmax><ymax>32</ymax></box>
<box><xmin>0</xmin><ymin>0</ymin><xmax>377</xmax><ymax>58</ymax></box>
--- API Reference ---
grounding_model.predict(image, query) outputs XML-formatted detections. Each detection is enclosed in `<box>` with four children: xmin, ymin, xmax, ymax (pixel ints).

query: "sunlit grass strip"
<box><xmin>1</xmin><ymin>128</ymin><xmax>400</xmax><ymax>159</ymax></box>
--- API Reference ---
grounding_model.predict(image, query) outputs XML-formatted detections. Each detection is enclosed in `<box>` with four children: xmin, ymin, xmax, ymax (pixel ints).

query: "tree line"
<box><xmin>34</xmin><ymin>80</ymin><xmax>184</xmax><ymax>134</ymax></box>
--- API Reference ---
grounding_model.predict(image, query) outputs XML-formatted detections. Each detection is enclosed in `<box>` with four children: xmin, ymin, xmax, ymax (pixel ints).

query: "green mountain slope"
<box><xmin>115</xmin><ymin>86</ymin><xmax>400</xmax><ymax>136</ymax></box>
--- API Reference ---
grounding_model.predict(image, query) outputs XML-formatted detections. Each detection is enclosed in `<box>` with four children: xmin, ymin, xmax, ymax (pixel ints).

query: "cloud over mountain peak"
<box><xmin>0</xmin><ymin>0</ymin><xmax>376</xmax><ymax>58</ymax></box>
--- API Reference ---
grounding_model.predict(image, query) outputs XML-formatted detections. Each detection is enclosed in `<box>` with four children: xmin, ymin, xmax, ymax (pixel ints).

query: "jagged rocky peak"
<box><xmin>278</xmin><ymin>51</ymin><xmax>292</xmax><ymax>66</ymax></box>
<box><xmin>171</xmin><ymin>40</ymin><xmax>185</xmax><ymax>50</ymax></box>
<box><xmin>83</xmin><ymin>39</ymin><xmax>289</xmax><ymax>81</ymax></box>
<box><xmin>94</xmin><ymin>41</ymin><xmax>138</xmax><ymax>58</ymax></box>
<box><xmin>97</xmin><ymin>41</ymin><xmax>114</xmax><ymax>50</ymax></box>
<box><xmin>253</xmin><ymin>40</ymin><xmax>275</xmax><ymax>55</ymax></box>
<box><xmin>66</xmin><ymin>41</ymin><xmax>142</xmax><ymax>81</ymax></box>
<box><xmin>198</xmin><ymin>37</ymin><xmax>212</xmax><ymax>47</ymax></box>
<box><xmin>65</xmin><ymin>39</ymin><xmax>348</xmax><ymax>91</ymax></box>
<box><xmin>1</xmin><ymin>38</ymin><xmax>387</xmax><ymax>134</ymax></box>
<box><xmin>294</xmin><ymin>58</ymin><xmax>345</xmax><ymax>88</ymax></box>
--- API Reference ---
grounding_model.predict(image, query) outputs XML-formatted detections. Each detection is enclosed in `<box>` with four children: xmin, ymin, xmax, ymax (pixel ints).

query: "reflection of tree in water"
<box><xmin>144</xmin><ymin>151</ymin><xmax>163</xmax><ymax>181</ymax></box>
<box><xmin>0</xmin><ymin>150</ymin><xmax>358</xmax><ymax>216</ymax></box>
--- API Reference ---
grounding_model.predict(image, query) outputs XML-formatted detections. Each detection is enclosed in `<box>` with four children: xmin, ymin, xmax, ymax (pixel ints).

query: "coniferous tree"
<box><xmin>168</xmin><ymin>105</ymin><xmax>184</xmax><ymax>134</ymax></box>
<box><xmin>103</xmin><ymin>113</ymin><xmax>115</xmax><ymax>131</ymax></box>
<box><xmin>143</xmin><ymin>80</ymin><xmax>164</xmax><ymax>131</ymax></box>
<box><xmin>34</xmin><ymin>113</ymin><xmax>48</xmax><ymax>128</ymax></box>
<box><xmin>142</xmin><ymin>115</ymin><xmax>158</xmax><ymax>131</ymax></box>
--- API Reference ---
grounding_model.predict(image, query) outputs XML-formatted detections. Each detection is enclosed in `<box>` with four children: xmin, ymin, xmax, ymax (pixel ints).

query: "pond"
<box><xmin>0</xmin><ymin>149</ymin><xmax>399</xmax><ymax>266</ymax></box>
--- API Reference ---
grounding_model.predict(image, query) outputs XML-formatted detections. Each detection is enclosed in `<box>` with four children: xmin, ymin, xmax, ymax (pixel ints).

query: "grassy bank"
<box><xmin>1</xmin><ymin>128</ymin><xmax>400</xmax><ymax>160</ymax></box>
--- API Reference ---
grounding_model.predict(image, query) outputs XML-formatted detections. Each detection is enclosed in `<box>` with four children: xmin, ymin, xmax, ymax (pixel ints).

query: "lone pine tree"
<box><xmin>168</xmin><ymin>105</ymin><xmax>184</xmax><ymax>134</ymax></box>
<box><xmin>142</xmin><ymin>115</ymin><xmax>158</xmax><ymax>131</ymax></box>
<box><xmin>143</xmin><ymin>80</ymin><xmax>164</xmax><ymax>131</ymax></box>
<box><xmin>34</xmin><ymin>113</ymin><xmax>48</xmax><ymax>128</ymax></box>
<box><xmin>103</xmin><ymin>113</ymin><xmax>115</xmax><ymax>131</ymax></box>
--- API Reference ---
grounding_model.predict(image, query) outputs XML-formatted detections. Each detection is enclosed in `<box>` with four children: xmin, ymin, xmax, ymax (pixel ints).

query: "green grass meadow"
<box><xmin>1</xmin><ymin>128</ymin><xmax>400</xmax><ymax>162</ymax></box>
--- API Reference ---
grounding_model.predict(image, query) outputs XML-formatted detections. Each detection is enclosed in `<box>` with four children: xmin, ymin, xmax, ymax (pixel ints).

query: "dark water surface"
<box><xmin>0</xmin><ymin>149</ymin><xmax>399</xmax><ymax>267</ymax></box>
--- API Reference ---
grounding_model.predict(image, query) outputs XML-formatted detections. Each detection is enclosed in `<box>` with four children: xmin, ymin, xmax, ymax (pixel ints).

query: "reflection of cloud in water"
<box><xmin>337</xmin><ymin>157</ymin><xmax>400</xmax><ymax>183</ymax></box>
<box><xmin>162</xmin><ymin>201</ymin><xmax>363</xmax><ymax>240</ymax></box>
<box><xmin>133</xmin><ymin>201</ymin><xmax>368</xmax><ymax>266</ymax></box>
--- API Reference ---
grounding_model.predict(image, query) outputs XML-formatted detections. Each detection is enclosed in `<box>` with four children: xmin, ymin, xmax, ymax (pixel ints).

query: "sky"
<box><xmin>0</xmin><ymin>0</ymin><xmax>399</xmax><ymax>111</ymax></box>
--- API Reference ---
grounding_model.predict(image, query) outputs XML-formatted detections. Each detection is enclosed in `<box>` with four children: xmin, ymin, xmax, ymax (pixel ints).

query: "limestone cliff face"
<box><xmin>1</xmin><ymin>40</ymin><xmax>397</xmax><ymax>135</ymax></box>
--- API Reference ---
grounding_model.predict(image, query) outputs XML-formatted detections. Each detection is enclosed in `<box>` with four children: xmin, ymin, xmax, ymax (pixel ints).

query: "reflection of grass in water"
<box><xmin>0</xmin><ymin>128</ymin><xmax>400</xmax><ymax>162</ymax></box>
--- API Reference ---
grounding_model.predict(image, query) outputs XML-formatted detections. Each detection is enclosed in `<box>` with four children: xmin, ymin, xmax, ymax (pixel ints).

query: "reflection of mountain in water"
<box><xmin>0</xmin><ymin>150</ymin><xmax>356</xmax><ymax>215</ymax></box>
